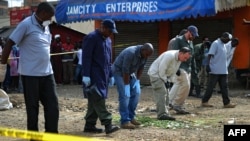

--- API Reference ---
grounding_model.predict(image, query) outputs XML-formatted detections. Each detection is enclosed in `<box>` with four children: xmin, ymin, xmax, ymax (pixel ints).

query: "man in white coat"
<box><xmin>148</xmin><ymin>47</ymin><xmax>191</xmax><ymax>120</ymax></box>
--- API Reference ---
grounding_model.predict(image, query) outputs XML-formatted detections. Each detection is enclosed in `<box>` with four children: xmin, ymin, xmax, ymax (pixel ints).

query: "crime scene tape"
<box><xmin>8</xmin><ymin>51</ymin><xmax>77</xmax><ymax>60</ymax></box>
<box><xmin>0</xmin><ymin>127</ymin><xmax>111</xmax><ymax>141</ymax></box>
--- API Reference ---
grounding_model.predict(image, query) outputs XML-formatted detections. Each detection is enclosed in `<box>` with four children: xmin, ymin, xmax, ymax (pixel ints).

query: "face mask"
<box><xmin>42</xmin><ymin>20</ymin><xmax>51</xmax><ymax>27</ymax></box>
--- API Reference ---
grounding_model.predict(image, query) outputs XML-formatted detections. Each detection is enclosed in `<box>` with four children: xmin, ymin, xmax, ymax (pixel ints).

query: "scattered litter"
<box><xmin>227</xmin><ymin>118</ymin><xmax>235</xmax><ymax>124</ymax></box>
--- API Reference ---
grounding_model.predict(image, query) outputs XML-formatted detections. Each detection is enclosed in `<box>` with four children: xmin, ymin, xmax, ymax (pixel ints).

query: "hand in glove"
<box><xmin>133</xmin><ymin>79</ymin><xmax>141</xmax><ymax>94</ymax></box>
<box><xmin>82</xmin><ymin>76</ymin><xmax>91</xmax><ymax>87</ymax></box>
<box><xmin>124</xmin><ymin>84</ymin><xmax>130</xmax><ymax>97</ymax></box>
<box><xmin>109</xmin><ymin>77</ymin><xmax>115</xmax><ymax>87</ymax></box>
<box><xmin>176</xmin><ymin>69</ymin><xmax>181</xmax><ymax>76</ymax></box>
<box><xmin>165</xmin><ymin>81</ymin><xmax>171</xmax><ymax>89</ymax></box>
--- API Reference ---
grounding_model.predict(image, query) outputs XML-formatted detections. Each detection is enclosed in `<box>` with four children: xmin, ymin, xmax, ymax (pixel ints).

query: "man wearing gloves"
<box><xmin>148</xmin><ymin>47</ymin><xmax>191</xmax><ymax>120</ymax></box>
<box><xmin>112</xmin><ymin>43</ymin><xmax>154</xmax><ymax>129</ymax></box>
<box><xmin>81</xmin><ymin>19</ymin><xmax>119</xmax><ymax>134</ymax></box>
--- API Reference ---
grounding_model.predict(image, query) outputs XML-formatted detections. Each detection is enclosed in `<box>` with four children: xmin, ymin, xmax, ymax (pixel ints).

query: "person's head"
<box><xmin>185</xmin><ymin>25</ymin><xmax>199</xmax><ymax>41</ymax></box>
<box><xmin>231</xmin><ymin>38</ymin><xmax>239</xmax><ymax>48</ymax></box>
<box><xmin>140</xmin><ymin>43</ymin><xmax>154</xmax><ymax>58</ymax></box>
<box><xmin>178</xmin><ymin>47</ymin><xmax>191</xmax><ymax>62</ymax></box>
<box><xmin>202</xmin><ymin>36</ymin><xmax>209</xmax><ymax>42</ymax></box>
<box><xmin>179</xmin><ymin>29</ymin><xmax>187</xmax><ymax>36</ymax></box>
<box><xmin>100</xmin><ymin>19</ymin><xmax>118</xmax><ymax>38</ymax></box>
<box><xmin>35</xmin><ymin>2</ymin><xmax>55</xmax><ymax>26</ymax></box>
<box><xmin>54</xmin><ymin>34</ymin><xmax>61</xmax><ymax>42</ymax></box>
<box><xmin>220</xmin><ymin>32</ymin><xmax>231</xmax><ymax>44</ymax></box>
<box><xmin>204</xmin><ymin>41</ymin><xmax>211</xmax><ymax>49</ymax></box>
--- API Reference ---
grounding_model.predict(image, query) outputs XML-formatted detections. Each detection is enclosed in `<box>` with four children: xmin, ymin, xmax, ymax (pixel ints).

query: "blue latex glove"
<box><xmin>109</xmin><ymin>77</ymin><xmax>115</xmax><ymax>87</ymax></box>
<box><xmin>133</xmin><ymin>80</ymin><xmax>141</xmax><ymax>94</ymax></box>
<box><xmin>124</xmin><ymin>84</ymin><xmax>130</xmax><ymax>97</ymax></box>
<box><xmin>82</xmin><ymin>76</ymin><xmax>91</xmax><ymax>87</ymax></box>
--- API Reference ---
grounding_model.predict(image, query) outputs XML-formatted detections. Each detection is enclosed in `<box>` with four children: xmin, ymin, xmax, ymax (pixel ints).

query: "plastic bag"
<box><xmin>0</xmin><ymin>89</ymin><xmax>13</xmax><ymax>110</ymax></box>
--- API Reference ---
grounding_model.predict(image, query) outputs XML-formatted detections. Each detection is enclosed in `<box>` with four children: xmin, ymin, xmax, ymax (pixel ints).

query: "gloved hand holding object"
<box><xmin>176</xmin><ymin>69</ymin><xmax>181</xmax><ymax>76</ymax></box>
<box><xmin>133</xmin><ymin>79</ymin><xmax>141</xmax><ymax>94</ymax></box>
<box><xmin>82</xmin><ymin>76</ymin><xmax>91</xmax><ymax>87</ymax></box>
<box><xmin>165</xmin><ymin>81</ymin><xmax>171</xmax><ymax>89</ymax></box>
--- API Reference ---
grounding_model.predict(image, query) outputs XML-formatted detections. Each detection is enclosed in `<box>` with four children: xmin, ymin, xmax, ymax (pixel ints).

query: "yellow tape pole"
<box><xmin>8</xmin><ymin>42</ymin><xmax>139</xmax><ymax>60</ymax></box>
<box><xmin>0</xmin><ymin>127</ymin><xmax>110</xmax><ymax>141</ymax></box>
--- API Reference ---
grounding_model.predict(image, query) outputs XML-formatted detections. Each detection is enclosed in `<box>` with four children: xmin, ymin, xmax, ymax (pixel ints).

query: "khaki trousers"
<box><xmin>149</xmin><ymin>76</ymin><xmax>170</xmax><ymax>118</ymax></box>
<box><xmin>169</xmin><ymin>69</ymin><xmax>190</xmax><ymax>108</ymax></box>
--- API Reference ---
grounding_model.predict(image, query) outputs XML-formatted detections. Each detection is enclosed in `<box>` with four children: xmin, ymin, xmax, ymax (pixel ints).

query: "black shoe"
<box><xmin>158</xmin><ymin>114</ymin><xmax>176</xmax><ymax>120</ymax></box>
<box><xmin>83</xmin><ymin>126</ymin><xmax>104</xmax><ymax>133</ymax></box>
<box><xmin>105</xmin><ymin>124</ymin><xmax>119</xmax><ymax>134</ymax></box>
<box><xmin>174</xmin><ymin>108</ymin><xmax>190</xmax><ymax>115</ymax></box>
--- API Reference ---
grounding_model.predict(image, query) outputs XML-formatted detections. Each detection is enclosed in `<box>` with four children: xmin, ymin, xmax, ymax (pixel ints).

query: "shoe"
<box><xmin>157</xmin><ymin>114</ymin><xmax>176</xmax><ymax>120</ymax></box>
<box><xmin>83</xmin><ymin>126</ymin><xmax>104</xmax><ymax>133</ymax></box>
<box><xmin>224</xmin><ymin>103</ymin><xmax>236</xmax><ymax>108</ymax></box>
<box><xmin>121</xmin><ymin>122</ymin><xmax>136</xmax><ymax>129</ymax></box>
<box><xmin>174</xmin><ymin>108</ymin><xmax>190</xmax><ymax>115</ymax></box>
<box><xmin>201</xmin><ymin>102</ymin><xmax>213</xmax><ymax>107</ymax></box>
<box><xmin>105</xmin><ymin>124</ymin><xmax>120</xmax><ymax>134</ymax></box>
<box><xmin>131</xmin><ymin>119</ymin><xmax>141</xmax><ymax>125</ymax></box>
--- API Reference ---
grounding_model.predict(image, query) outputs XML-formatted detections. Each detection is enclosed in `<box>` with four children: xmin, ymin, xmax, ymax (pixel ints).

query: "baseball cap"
<box><xmin>187</xmin><ymin>25</ymin><xmax>199</xmax><ymax>37</ymax></box>
<box><xmin>102</xmin><ymin>19</ymin><xmax>118</xmax><ymax>34</ymax></box>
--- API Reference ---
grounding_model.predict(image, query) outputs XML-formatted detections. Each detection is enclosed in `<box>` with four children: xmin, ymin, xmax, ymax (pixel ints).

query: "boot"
<box><xmin>195</xmin><ymin>85</ymin><xmax>202</xmax><ymax>98</ymax></box>
<box><xmin>105</xmin><ymin>124</ymin><xmax>119</xmax><ymax>134</ymax></box>
<box><xmin>83</xmin><ymin>123</ymin><xmax>104</xmax><ymax>133</ymax></box>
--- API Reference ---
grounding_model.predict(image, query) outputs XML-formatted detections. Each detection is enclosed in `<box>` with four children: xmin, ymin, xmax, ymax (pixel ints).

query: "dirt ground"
<box><xmin>0</xmin><ymin>84</ymin><xmax>250</xmax><ymax>141</ymax></box>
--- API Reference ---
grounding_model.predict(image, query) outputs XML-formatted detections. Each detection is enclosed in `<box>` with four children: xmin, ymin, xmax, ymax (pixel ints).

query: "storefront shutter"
<box><xmin>114</xmin><ymin>22</ymin><xmax>159</xmax><ymax>85</ymax></box>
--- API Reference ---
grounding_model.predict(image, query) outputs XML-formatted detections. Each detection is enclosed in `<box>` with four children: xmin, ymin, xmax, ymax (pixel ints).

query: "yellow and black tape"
<box><xmin>0</xmin><ymin>127</ymin><xmax>110</xmax><ymax>141</ymax></box>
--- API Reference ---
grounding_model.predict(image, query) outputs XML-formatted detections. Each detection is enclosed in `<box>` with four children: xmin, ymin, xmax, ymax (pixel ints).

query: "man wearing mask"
<box><xmin>1</xmin><ymin>2</ymin><xmax>59</xmax><ymax>136</ymax></box>
<box><xmin>82</xmin><ymin>19</ymin><xmax>119</xmax><ymax>134</ymax></box>
<box><xmin>169</xmin><ymin>25</ymin><xmax>199</xmax><ymax>114</ymax></box>
<box><xmin>201</xmin><ymin>32</ymin><xmax>236</xmax><ymax>108</ymax></box>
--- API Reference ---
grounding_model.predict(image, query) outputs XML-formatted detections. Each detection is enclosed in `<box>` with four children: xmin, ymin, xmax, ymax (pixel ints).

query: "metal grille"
<box><xmin>114</xmin><ymin>22</ymin><xmax>159</xmax><ymax>85</ymax></box>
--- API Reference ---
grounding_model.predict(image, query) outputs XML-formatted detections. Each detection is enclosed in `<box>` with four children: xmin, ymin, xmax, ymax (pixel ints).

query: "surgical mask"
<box><xmin>42</xmin><ymin>20</ymin><xmax>51</xmax><ymax>27</ymax></box>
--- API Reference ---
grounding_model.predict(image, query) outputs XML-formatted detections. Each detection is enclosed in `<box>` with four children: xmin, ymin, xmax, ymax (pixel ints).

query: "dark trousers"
<box><xmin>84</xmin><ymin>92</ymin><xmax>112</xmax><ymax>126</ymax></box>
<box><xmin>21</xmin><ymin>75</ymin><xmax>59</xmax><ymax>133</ymax></box>
<box><xmin>202</xmin><ymin>74</ymin><xmax>230</xmax><ymax>105</ymax></box>
<box><xmin>3</xmin><ymin>64</ymin><xmax>11</xmax><ymax>91</ymax></box>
